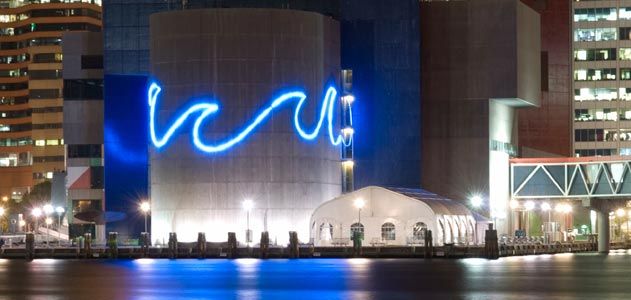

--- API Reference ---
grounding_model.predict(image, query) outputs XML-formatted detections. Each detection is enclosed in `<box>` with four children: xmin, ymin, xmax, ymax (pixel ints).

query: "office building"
<box><xmin>572</xmin><ymin>1</ymin><xmax>631</xmax><ymax>157</ymax></box>
<box><xmin>0</xmin><ymin>0</ymin><xmax>101</xmax><ymax>200</ymax></box>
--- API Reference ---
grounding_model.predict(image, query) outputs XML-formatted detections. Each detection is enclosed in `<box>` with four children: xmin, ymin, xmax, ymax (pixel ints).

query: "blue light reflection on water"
<box><xmin>118</xmin><ymin>258</ymin><xmax>374</xmax><ymax>300</ymax></box>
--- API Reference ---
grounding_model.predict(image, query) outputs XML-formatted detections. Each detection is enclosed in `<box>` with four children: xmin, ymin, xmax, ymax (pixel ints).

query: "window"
<box><xmin>574</xmin><ymin>68</ymin><xmax>616</xmax><ymax>81</ymax></box>
<box><xmin>0</xmin><ymin>137</ymin><xmax>31</xmax><ymax>147</ymax></box>
<box><xmin>621</xmin><ymin>8</ymin><xmax>631</xmax><ymax>20</ymax></box>
<box><xmin>67</xmin><ymin>144</ymin><xmax>101</xmax><ymax>158</ymax></box>
<box><xmin>35</xmin><ymin>140</ymin><xmax>45</xmax><ymax>146</ymax></box>
<box><xmin>413</xmin><ymin>222</ymin><xmax>427</xmax><ymax>241</ymax></box>
<box><xmin>622</xmin><ymin>28</ymin><xmax>631</xmax><ymax>40</ymax></box>
<box><xmin>30</xmin><ymin>89</ymin><xmax>59</xmax><ymax>99</ymax></box>
<box><xmin>621</xmin><ymin>88</ymin><xmax>631</xmax><ymax>101</ymax></box>
<box><xmin>620</xmin><ymin>48</ymin><xmax>631</xmax><ymax>60</ymax></box>
<box><xmin>33</xmin><ymin>156</ymin><xmax>64</xmax><ymax>163</ymax></box>
<box><xmin>574</xmin><ymin>28</ymin><xmax>617</xmax><ymax>42</ymax></box>
<box><xmin>0</xmin><ymin>151</ymin><xmax>30</xmax><ymax>167</ymax></box>
<box><xmin>574</xmin><ymin>88</ymin><xmax>617</xmax><ymax>101</ymax></box>
<box><xmin>63</xmin><ymin>79</ymin><xmax>102</xmax><ymax>100</ymax></box>
<box><xmin>574</xmin><ymin>109</ymin><xmax>618</xmax><ymax>122</ymax></box>
<box><xmin>29</xmin><ymin>69</ymin><xmax>61</xmax><ymax>80</ymax></box>
<box><xmin>32</xmin><ymin>123</ymin><xmax>62</xmax><ymax>130</ymax></box>
<box><xmin>574</xmin><ymin>8</ymin><xmax>617</xmax><ymax>22</ymax></box>
<box><xmin>575</xmin><ymin>149</ymin><xmax>615</xmax><ymax>157</ymax></box>
<box><xmin>621</xmin><ymin>148</ymin><xmax>631</xmax><ymax>156</ymax></box>
<box><xmin>381</xmin><ymin>222</ymin><xmax>395</xmax><ymax>241</ymax></box>
<box><xmin>574</xmin><ymin>129</ymin><xmax>604</xmax><ymax>142</ymax></box>
<box><xmin>622</xmin><ymin>69</ymin><xmax>631</xmax><ymax>80</ymax></box>
<box><xmin>32</xmin><ymin>53</ymin><xmax>62</xmax><ymax>63</ymax></box>
<box><xmin>350</xmin><ymin>223</ymin><xmax>364</xmax><ymax>240</ymax></box>
<box><xmin>319</xmin><ymin>223</ymin><xmax>332</xmax><ymax>241</ymax></box>
<box><xmin>81</xmin><ymin>55</ymin><xmax>103</xmax><ymax>69</ymax></box>
<box><xmin>46</xmin><ymin>139</ymin><xmax>59</xmax><ymax>146</ymax></box>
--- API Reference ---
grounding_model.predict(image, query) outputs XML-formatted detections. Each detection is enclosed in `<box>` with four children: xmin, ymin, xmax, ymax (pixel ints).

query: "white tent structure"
<box><xmin>310</xmin><ymin>186</ymin><xmax>488</xmax><ymax>246</ymax></box>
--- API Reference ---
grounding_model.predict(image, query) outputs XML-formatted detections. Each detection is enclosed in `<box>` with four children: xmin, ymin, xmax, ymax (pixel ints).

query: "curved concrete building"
<box><xmin>149</xmin><ymin>8</ymin><xmax>341</xmax><ymax>243</ymax></box>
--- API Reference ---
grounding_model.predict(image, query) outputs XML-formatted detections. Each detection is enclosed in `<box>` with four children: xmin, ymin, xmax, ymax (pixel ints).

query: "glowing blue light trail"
<box><xmin>148</xmin><ymin>82</ymin><xmax>353</xmax><ymax>153</ymax></box>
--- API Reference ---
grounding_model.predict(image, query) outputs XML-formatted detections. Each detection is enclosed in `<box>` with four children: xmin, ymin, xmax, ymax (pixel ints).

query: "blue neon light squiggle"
<box><xmin>148</xmin><ymin>82</ymin><xmax>352</xmax><ymax>153</ymax></box>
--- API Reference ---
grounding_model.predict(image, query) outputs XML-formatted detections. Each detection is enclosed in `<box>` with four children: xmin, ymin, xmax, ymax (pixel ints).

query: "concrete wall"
<box><xmin>149</xmin><ymin>8</ymin><xmax>341</xmax><ymax>243</ymax></box>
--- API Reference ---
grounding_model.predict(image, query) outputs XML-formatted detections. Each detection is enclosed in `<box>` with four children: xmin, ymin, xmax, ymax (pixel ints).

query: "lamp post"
<box><xmin>541</xmin><ymin>202</ymin><xmax>551</xmax><ymax>243</ymax></box>
<box><xmin>242</xmin><ymin>199</ymin><xmax>254</xmax><ymax>244</ymax></box>
<box><xmin>45</xmin><ymin>217</ymin><xmax>52</xmax><ymax>247</ymax></box>
<box><xmin>353</xmin><ymin>198</ymin><xmax>365</xmax><ymax>239</ymax></box>
<box><xmin>524</xmin><ymin>201</ymin><xmax>535</xmax><ymax>236</ymax></box>
<box><xmin>139</xmin><ymin>201</ymin><xmax>151</xmax><ymax>233</ymax></box>
<box><xmin>0</xmin><ymin>207</ymin><xmax>4</xmax><ymax>234</ymax></box>
<box><xmin>55</xmin><ymin>206</ymin><xmax>65</xmax><ymax>229</ymax></box>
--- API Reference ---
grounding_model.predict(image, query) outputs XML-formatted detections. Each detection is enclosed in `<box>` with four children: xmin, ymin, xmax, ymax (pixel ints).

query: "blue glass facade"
<box><xmin>103</xmin><ymin>74</ymin><xmax>150</xmax><ymax>238</ymax></box>
<box><xmin>103</xmin><ymin>0</ymin><xmax>339</xmax><ymax>75</ymax></box>
<box><xmin>341</xmin><ymin>0</ymin><xmax>421</xmax><ymax>188</ymax></box>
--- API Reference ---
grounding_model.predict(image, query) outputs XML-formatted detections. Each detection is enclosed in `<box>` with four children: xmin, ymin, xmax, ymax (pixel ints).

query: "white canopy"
<box><xmin>310</xmin><ymin>186</ymin><xmax>487</xmax><ymax>246</ymax></box>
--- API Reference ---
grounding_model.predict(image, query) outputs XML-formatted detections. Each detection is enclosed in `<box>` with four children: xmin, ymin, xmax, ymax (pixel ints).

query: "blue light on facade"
<box><xmin>148</xmin><ymin>82</ymin><xmax>353</xmax><ymax>153</ymax></box>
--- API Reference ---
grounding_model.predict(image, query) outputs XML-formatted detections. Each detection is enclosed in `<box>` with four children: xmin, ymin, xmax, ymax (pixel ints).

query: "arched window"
<box><xmin>381</xmin><ymin>222</ymin><xmax>396</xmax><ymax>241</ymax></box>
<box><xmin>350</xmin><ymin>222</ymin><xmax>364</xmax><ymax>240</ymax></box>
<box><xmin>319</xmin><ymin>223</ymin><xmax>333</xmax><ymax>241</ymax></box>
<box><xmin>413</xmin><ymin>222</ymin><xmax>427</xmax><ymax>241</ymax></box>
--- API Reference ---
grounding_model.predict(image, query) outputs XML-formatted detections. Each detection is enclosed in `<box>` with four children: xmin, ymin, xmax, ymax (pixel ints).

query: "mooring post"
<box><xmin>288</xmin><ymin>231</ymin><xmax>299</xmax><ymax>258</ymax></box>
<box><xmin>260</xmin><ymin>231</ymin><xmax>269</xmax><ymax>259</ymax></box>
<box><xmin>83</xmin><ymin>233</ymin><xmax>92</xmax><ymax>258</ymax></box>
<box><xmin>108</xmin><ymin>232</ymin><xmax>118</xmax><ymax>259</ymax></box>
<box><xmin>197</xmin><ymin>232</ymin><xmax>206</xmax><ymax>259</ymax></box>
<box><xmin>424</xmin><ymin>230</ymin><xmax>433</xmax><ymax>258</ymax></box>
<box><xmin>484</xmin><ymin>223</ymin><xmax>499</xmax><ymax>259</ymax></box>
<box><xmin>168</xmin><ymin>232</ymin><xmax>177</xmax><ymax>259</ymax></box>
<box><xmin>227</xmin><ymin>232</ymin><xmax>237</xmax><ymax>258</ymax></box>
<box><xmin>25</xmin><ymin>232</ymin><xmax>34</xmax><ymax>261</ymax></box>
<box><xmin>140</xmin><ymin>232</ymin><xmax>150</xmax><ymax>258</ymax></box>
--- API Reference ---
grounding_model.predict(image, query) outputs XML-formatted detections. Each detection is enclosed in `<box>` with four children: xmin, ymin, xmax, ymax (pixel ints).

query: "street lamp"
<box><xmin>470</xmin><ymin>195</ymin><xmax>483</xmax><ymax>208</ymax></box>
<box><xmin>242</xmin><ymin>199</ymin><xmax>254</xmax><ymax>244</ymax></box>
<box><xmin>139</xmin><ymin>201</ymin><xmax>151</xmax><ymax>233</ymax></box>
<box><xmin>43</xmin><ymin>204</ymin><xmax>53</xmax><ymax>216</ymax></box>
<box><xmin>32</xmin><ymin>207</ymin><xmax>42</xmax><ymax>233</ymax></box>
<box><xmin>1</xmin><ymin>196</ymin><xmax>7</xmax><ymax>202</ymax></box>
<box><xmin>541</xmin><ymin>202</ymin><xmax>551</xmax><ymax>223</ymax></box>
<box><xmin>55</xmin><ymin>206</ymin><xmax>65</xmax><ymax>229</ymax></box>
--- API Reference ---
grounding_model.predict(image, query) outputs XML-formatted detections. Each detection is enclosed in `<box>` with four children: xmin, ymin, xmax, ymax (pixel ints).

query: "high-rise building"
<box><xmin>0</xmin><ymin>0</ymin><xmax>102</xmax><ymax>200</ymax></box>
<box><xmin>572</xmin><ymin>1</ymin><xmax>631</xmax><ymax>157</ymax></box>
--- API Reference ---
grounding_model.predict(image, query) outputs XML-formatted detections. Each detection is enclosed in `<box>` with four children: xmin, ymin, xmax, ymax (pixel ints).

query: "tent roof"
<box><xmin>381</xmin><ymin>187</ymin><xmax>477</xmax><ymax>217</ymax></box>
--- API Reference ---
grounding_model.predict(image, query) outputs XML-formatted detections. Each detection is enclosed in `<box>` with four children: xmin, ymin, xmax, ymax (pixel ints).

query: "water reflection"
<box><xmin>0</xmin><ymin>253</ymin><xmax>630</xmax><ymax>299</ymax></box>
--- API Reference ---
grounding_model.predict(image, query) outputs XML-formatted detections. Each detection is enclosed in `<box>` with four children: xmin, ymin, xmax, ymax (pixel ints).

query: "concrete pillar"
<box><xmin>352</xmin><ymin>231</ymin><xmax>362</xmax><ymax>257</ymax></box>
<box><xmin>598</xmin><ymin>210</ymin><xmax>610</xmax><ymax>254</ymax></box>
<box><xmin>484</xmin><ymin>223</ymin><xmax>499</xmax><ymax>259</ymax></box>
<box><xmin>424</xmin><ymin>230</ymin><xmax>433</xmax><ymax>258</ymax></box>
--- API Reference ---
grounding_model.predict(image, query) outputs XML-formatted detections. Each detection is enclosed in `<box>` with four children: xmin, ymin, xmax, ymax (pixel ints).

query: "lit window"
<box><xmin>319</xmin><ymin>223</ymin><xmax>333</xmax><ymax>241</ymax></box>
<box><xmin>46</xmin><ymin>172</ymin><xmax>53</xmax><ymax>179</ymax></box>
<box><xmin>46</xmin><ymin>139</ymin><xmax>59</xmax><ymax>146</ymax></box>
<box><xmin>381</xmin><ymin>222</ymin><xmax>396</xmax><ymax>241</ymax></box>
<box><xmin>35</xmin><ymin>140</ymin><xmax>45</xmax><ymax>146</ymax></box>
